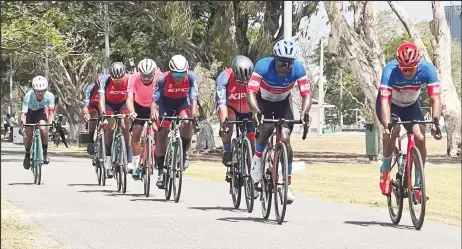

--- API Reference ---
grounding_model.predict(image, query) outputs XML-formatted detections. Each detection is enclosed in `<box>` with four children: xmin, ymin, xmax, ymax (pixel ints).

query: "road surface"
<box><xmin>1</xmin><ymin>143</ymin><xmax>460</xmax><ymax>249</ymax></box>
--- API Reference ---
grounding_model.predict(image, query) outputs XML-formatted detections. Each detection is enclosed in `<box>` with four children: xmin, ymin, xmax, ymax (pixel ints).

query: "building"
<box><xmin>445</xmin><ymin>4</ymin><xmax>462</xmax><ymax>41</ymax></box>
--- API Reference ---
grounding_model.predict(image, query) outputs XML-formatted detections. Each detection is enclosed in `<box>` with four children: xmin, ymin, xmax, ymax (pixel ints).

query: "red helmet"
<box><xmin>396</xmin><ymin>42</ymin><xmax>420</xmax><ymax>67</ymax></box>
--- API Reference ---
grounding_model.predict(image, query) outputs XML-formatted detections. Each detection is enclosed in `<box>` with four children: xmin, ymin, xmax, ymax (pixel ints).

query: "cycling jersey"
<box><xmin>216</xmin><ymin>68</ymin><xmax>251</xmax><ymax>114</ymax></box>
<box><xmin>379</xmin><ymin>60</ymin><xmax>440</xmax><ymax>107</ymax></box>
<box><xmin>247</xmin><ymin>57</ymin><xmax>311</xmax><ymax>102</ymax></box>
<box><xmin>83</xmin><ymin>83</ymin><xmax>99</xmax><ymax>107</ymax></box>
<box><xmin>127</xmin><ymin>70</ymin><xmax>162</xmax><ymax>108</ymax></box>
<box><xmin>21</xmin><ymin>89</ymin><xmax>55</xmax><ymax>113</ymax></box>
<box><xmin>152</xmin><ymin>71</ymin><xmax>199</xmax><ymax>103</ymax></box>
<box><xmin>98</xmin><ymin>74</ymin><xmax>130</xmax><ymax>104</ymax></box>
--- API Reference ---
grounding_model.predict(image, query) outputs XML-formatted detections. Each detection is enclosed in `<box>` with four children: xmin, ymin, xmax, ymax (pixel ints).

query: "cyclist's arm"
<box><xmin>98</xmin><ymin>76</ymin><xmax>108</xmax><ymax>114</ymax></box>
<box><xmin>425</xmin><ymin>64</ymin><xmax>442</xmax><ymax>120</ymax></box>
<box><xmin>187</xmin><ymin>71</ymin><xmax>199</xmax><ymax>117</ymax></box>
<box><xmin>126</xmin><ymin>73</ymin><xmax>136</xmax><ymax>114</ymax></box>
<box><xmin>294</xmin><ymin>62</ymin><xmax>313</xmax><ymax>117</ymax></box>
<box><xmin>151</xmin><ymin>73</ymin><xmax>165</xmax><ymax>114</ymax></box>
<box><xmin>379</xmin><ymin>66</ymin><xmax>394</xmax><ymax>128</ymax></box>
<box><xmin>82</xmin><ymin>83</ymin><xmax>94</xmax><ymax>116</ymax></box>
<box><xmin>47</xmin><ymin>92</ymin><xmax>56</xmax><ymax>124</ymax></box>
<box><xmin>246</xmin><ymin>72</ymin><xmax>262</xmax><ymax>114</ymax></box>
<box><xmin>216</xmin><ymin>71</ymin><xmax>230</xmax><ymax>123</ymax></box>
<box><xmin>21</xmin><ymin>91</ymin><xmax>32</xmax><ymax>125</ymax></box>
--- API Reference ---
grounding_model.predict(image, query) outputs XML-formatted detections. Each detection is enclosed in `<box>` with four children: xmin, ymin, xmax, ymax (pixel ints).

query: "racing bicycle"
<box><xmin>88</xmin><ymin>117</ymin><xmax>106</xmax><ymax>186</ymax></box>
<box><xmin>255</xmin><ymin>113</ymin><xmax>308</xmax><ymax>225</ymax></box>
<box><xmin>221</xmin><ymin>117</ymin><xmax>255</xmax><ymax>212</ymax></box>
<box><xmin>387</xmin><ymin>115</ymin><xmax>441</xmax><ymax>230</ymax></box>
<box><xmin>22</xmin><ymin>123</ymin><xmax>53</xmax><ymax>185</ymax></box>
<box><xmin>133</xmin><ymin>118</ymin><xmax>155</xmax><ymax>197</ymax></box>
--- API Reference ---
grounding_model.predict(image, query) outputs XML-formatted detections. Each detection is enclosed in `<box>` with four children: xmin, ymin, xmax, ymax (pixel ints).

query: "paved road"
<box><xmin>1</xmin><ymin>143</ymin><xmax>460</xmax><ymax>249</ymax></box>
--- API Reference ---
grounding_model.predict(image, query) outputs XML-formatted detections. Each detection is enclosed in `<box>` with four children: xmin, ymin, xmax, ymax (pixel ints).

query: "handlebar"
<box><xmin>22</xmin><ymin>123</ymin><xmax>53</xmax><ymax>127</ymax></box>
<box><xmin>255</xmin><ymin>113</ymin><xmax>309</xmax><ymax>141</ymax></box>
<box><xmin>220</xmin><ymin>117</ymin><xmax>251</xmax><ymax>135</ymax></box>
<box><xmin>387</xmin><ymin>115</ymin><xmax>441</xmax><ymax>138</ymax></box>
<box><xmin>158</xmin><ymin>115</ymin><xmax>200</xmax><ymax>132</ymax></box>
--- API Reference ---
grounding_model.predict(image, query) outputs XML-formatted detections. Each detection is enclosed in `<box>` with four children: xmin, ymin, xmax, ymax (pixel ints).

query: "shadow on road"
<box><xmin>106</xmin><ymin>193</ymin><xmax>146</xmax><ymax>198</ymax></box>
<box><xmin>1</xmin><ymin>158</ymin><xmax>21</xmax><ymax>163</ymax></box>
<box><xmin>188</xmin><ymin>206</ymin><xmax>247</xmax><ymax>213</ymax></box>
<box><xmin>130</xmin><ymin>198</ymin><xmax>168</xmax><ymax>202</ymax></box>
<box><xmin>78</xmin><ymin>189</ymin><xmax>117</xmax><ymax>194</ymax></box>
<box><xmin>67</xmin><ymin>183</ymin><xmax>100</xmax><ymax>187</ymax></box>
<box><xmin>217</xmin><ymin>216</ymin><xmax>286</xmax><ymax>225</ymax></box>
<box><xmin>344</xmin><ymin>220</ymin><xmax>414</xmax><ymax>230</ymax></box>
<box><xmin>8</xmin><ymin>182</ymin><xmax>37</xmax><ymax>186</ymax></box>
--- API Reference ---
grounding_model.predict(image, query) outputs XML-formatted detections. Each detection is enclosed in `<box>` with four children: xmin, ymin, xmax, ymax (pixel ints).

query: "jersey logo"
<box><xmin>299</xmin><ymin>84</ymin><xmax>310</xmax><ymax>92</ymax></box>
<box><xmin>167</xmin><ymin>88</ymin><xmax>188</xmax><ymax>93</ymax></box>
<box><xmin>380</xmin><ymin>89</ymin><xmax>391</xmax><ymax>97</ymax></box>
<box><xmin>109</xmin><ymin>90</ymin><xmax>127</xmax><ymax>95</ymax></box>
<box><xmin>248</xmin><ymin>80</ymin><xmax>259</xmax><ymax>87</ymax></box>
<box><xmin>228</xmin><ymin>93</ymin><xmax>246</xmax><ymax>100</ymax></box>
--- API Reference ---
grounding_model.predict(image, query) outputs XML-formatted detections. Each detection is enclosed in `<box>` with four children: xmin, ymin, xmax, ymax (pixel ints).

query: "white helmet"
<box><xmin>273</xmin><ymin>39</ymin><xmax>298</xmax><ymax>59</ymax></box>
<box><xmin>138</xmin><ymin>58</ymin><xmax>157</xmax><ymax>74</ymax></box>
<box><xmin>169</xmin><ymin>55</ymin><xmax>189</xmax><ymax>72</ymax></box>
<box><xmin>32</xmin><ymin>75</ymin><xmax>48</xmax><ymax>91</ymax></box>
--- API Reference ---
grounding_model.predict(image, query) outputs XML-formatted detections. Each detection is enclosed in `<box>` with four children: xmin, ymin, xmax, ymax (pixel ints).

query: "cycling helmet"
<box><xmin>396</xmin><ymin>42</ymin><xmax>420</xmax><ymax>67</ymax></box>
<box><xmin>231</xmin><ymin>55</ymin><xmax>254</xmax><ymax>81</ymax></box>
<box><xmin>109</xmin><ymin>62</ymin><xmax>125</xmax><ymax>79</ymax></box>
<box><xmin>32</xmin><ymin>75</ymin><xmax>48</xmax><ymax>91</ymax></box>
<box><xmin>138</xmin><ymin>58</ymin><xmax>157</xmax><ymax>74</ymax></box>
<box><xmin>169</xmin><ymin>55</ymin><xmax>189</xmax><ymax>72</ymax></box>
<box><xmin>273</xmin><ymin>39</ymin><xmax>298</xmax><ymax>59</ymax></box>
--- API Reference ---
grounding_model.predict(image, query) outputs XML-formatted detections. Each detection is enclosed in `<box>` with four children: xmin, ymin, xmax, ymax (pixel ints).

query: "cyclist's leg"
<box><xmin>219</xmin><ymin>106</ymin><xmax>236</xmax><ymax>166</ymax></box>
<box><xmin>131</xmin><ymin>102</ymin><xmax>150</xmax><ymax>177</ymax></box>
<box><xmin>376</xmin><ymin>97</ymin><xmax>401</xmax><ymax>195</ymax></box>
<box><xmin>23</xmin><ymin>109</ymin><xmax>36</xmax><ymax>169</ymax></box>
<box><xmin>35</xmin><ymin>109</ymin><xmax>49</xmax><ymax>164</ymax></box>
<box><xmin>103</xmin><ymin>103</ymin><xmax>116</xmax><ymax>176</ymax></box>
<box><xmin>155</xmin><ymin>97</ymin><xmax>176</xmax><ymax>187</ymax></box>
<box><xmin>250</xmin><ymin>96</ymin><xmax>274</xmax><ymax>182</ymax></box>
<box><xmin>179</xmin><ymin>99</ymin><xmax>193</xmax><ymax>169</ymax></box>
<box><xmin>118</xmin><ymin>102</ymin><xmax>132</xmax><ymax>166</ymax></box>
<box><xmin>242</xmin><ymin>112</ymin><xmax>256</xmax><ymax>154</ymax></box>
<box><xmin>87</xmin><ymin>104</ymin><xmax>99</xmax><ymax>154</ymax></box>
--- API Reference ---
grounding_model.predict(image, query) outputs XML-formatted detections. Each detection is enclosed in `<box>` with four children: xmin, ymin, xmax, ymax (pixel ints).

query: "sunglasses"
<box><xmin>399</xmin><ymin>66</ymin><xmax>417</xmax><ymax>74</ymax></box>
<box><xmin>276</xmin><ymin>56</ymin><xmax>295</xmax><ymax>68</ymax></box>
<box><xmin>141</xmin><ymin>72</ymin><xmax>153</xmax><ymax>80</ymax></box>
<box><xmin>34</xmin><ymin>90</ymin><xmax>46</xmax><ymax>94</ymax></box>
<box><xmin>172</xmin><ymin>72</ymin><xmax>186</xmax><ymax>78</ymax></box>
<box><xmin>235</xmin><ymin>79</ymin><xmax>248</xmax><ymax>85</ymax></box>
<box><xmin>112</xmin><ymin>77</ymin><xmax>124</xmax><ymax>84</ymax></box>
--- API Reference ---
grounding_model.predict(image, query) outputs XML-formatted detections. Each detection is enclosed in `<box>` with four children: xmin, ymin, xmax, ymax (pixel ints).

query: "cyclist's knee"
<box><xmin>247</xmin><ymin>132</ymin><xmax>256</xmax><ymax>141</ymax></box>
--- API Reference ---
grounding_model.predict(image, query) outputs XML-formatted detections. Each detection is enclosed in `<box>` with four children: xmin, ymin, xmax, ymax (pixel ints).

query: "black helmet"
<box><xmin>109</xmin><ymin>62</ymin><xmax>125</xmax><ymax>79</ymax></box>
<box><xmin>231</xmin><ymin>55</ymin><xmax>254</xmax><ymax>81</ymax></box>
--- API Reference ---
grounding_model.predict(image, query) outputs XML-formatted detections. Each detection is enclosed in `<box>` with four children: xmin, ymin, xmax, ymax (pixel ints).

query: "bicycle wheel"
<box><xmin>31</xmin><ymin>140</ymin><xmax>37</xmax><ymax>184</ymax></box>
<box><xmin>94</xmin><ymin>139</ymin><xmax>102</xmax><ymax>185</ymax></box>
<box><xmin>409</xmin><ymin>146</ymin><xmax>426</xmax><ymax>230</ymax></box>
<box><xmin>172</xmin><ymin>137</ymin><xmax>184</xmax><ymax>203</ymax></box>
<box><xmin>261</xmin><ymin>144</ymin><xmax>273</xmax><ymax>220</ymax></box>
<box><xmin>99</xmin><ymin>134</ymin><xmax>106</xmax><ymax>186</ymax></box>
<box><xmin>387</xmin><ymin>160</ymin><xmax>404</xmax><ymax>225</ymax></box>
<box><xmin>35</xmin><ymin>137</ymin><xmax>43</xmax><ymax>185</ymax></box>
<box><xmin>114</xmin><ymin>138</ymin><xmax>122</xmax><ymax>192</ymax></box>
<box><xmin>143</xmin><ymin>136</ymin><xmax>153</xmax><ymax>197</ymax></box>
<box><xmin>274</xmin><ymin>142</ymin><xmax>288</xmax><ymax>224</ymax></box>
<box><xmin>242</xmin><ymin>138</ymin><xmax>254</xmax><ymax>213</ymax></box>
<box><xmin>119</xmin><ymin>135</ymin><xmax>128</xmax><ymax>194</ymax></box>
<box><xmin>164</xmin><ymin>137</ymin><xmax>173</xmax><ymax>200</ymax></box>
<box><xmin>230</xmin><ymin>138</ymin><xmax>241</xmax><ymax>209</ymax></box>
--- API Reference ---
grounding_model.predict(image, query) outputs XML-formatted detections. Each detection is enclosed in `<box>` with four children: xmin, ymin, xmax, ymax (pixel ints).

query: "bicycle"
<box><xmin>221</xmin><ymin>117</ymin><xmax>255</xmax><ymax>212</ymax></box>
<box><xmin>255</xmin><ymin>113</ymin><xmax>308</xmax><ymax>225</ymax></box>
<box><xmin>134</xmin><ymin>118</ymin><xmax>155</xmax><ymax>197</ymax></box>
<box><xmin>88</xmin><ymin>117</ymin><xmax>106</xmax><ymax>186</ymax></box>
<box><xmin>159</xmin><ymin>115</ymin><xmax>199</xmax><ymax>203</ymax></box>
<box><xmin>102</xmin><ymin>113</ymin><xmax>129</xmax><ymax>193</ymax></box>
<box><xmin>386</xmin><ymin>115</ymin><xmax>441</xmax><ymax>230</ymax></box>
<box><xmin>21</xmin><ymin>123</ymin><xmax>53</xmax><ymax>185</ymax></box>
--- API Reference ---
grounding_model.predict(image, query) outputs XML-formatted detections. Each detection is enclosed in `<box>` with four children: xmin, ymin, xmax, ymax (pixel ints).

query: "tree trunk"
<box><xmin>195</xmin><ymin>120</ymin><xmax>215</xmax><ymax>151</ymax></box>
<box><xmin>233</xmin><ymin>1</ymin><xmax>250</xmax><ymax>56</ymax></box>
<box><xmin>324</xmin><ymin>1</ymin><xmax>385</xmax><ymax>156</ymax></box>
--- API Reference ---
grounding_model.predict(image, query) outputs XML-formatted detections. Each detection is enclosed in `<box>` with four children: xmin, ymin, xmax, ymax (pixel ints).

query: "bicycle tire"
<box><xmin>164</xmin><ymin>137</ymin><xmax>173</xmax><ymax>200</ymax></box>
<box><xmin>119</xmin><ymin>134</ymin><xmax>128</xmax><ymax>194</ymax></box>
<box><xmin>31</xmin><ymin>139</ymin><xmax>37</xmax><ymax>184</ymax></box>
<box><xmin>261</xmin><ymin>144</ymin><xmax>273</xmax><ymax>220</ymax></box>
<box><xmin>35</xmin><ymin>136</ymin><xmax>43</xmax><ymax>185</ymax></box>
<box><xmin>99</xmin><ymin>134</ymin><xmax>106</xmax><ymax>186</ymax></box>
<box><xmin>274</xmin><ymin>142</ymin><xmax>288</xmax><ymax>225</ymax></box>
<box><xmin>387</xmin><ymin>175</ymin><xmax>404</xmax><ymax>225</ymax></box>
<box><xmin>144</xmin><ymin>136</ymin><xmax>153</xmax><ymax>197</ymax></box>
<box><xmin>242</xmin><ymin>137</ymin><xmax>254</xmax><ymax>213</ymax></box>
<box><xmin>114</xmin><ymin>137</ymin><xmax>122</xmax><ymax>192</ymax></box>
<box><xmin>409</xmin><ymin>146</ymin><xmax>426</xmax><ymax>230</ymax></box>
<box><xmin>230</xmin><ymin>138</ymin><xmax>241</xmax><ymax>209</ymax></box>
<box><xmin>173</xmin><ymin>137</ymin><xmax>184</xmax><ymax>203</ymax></box>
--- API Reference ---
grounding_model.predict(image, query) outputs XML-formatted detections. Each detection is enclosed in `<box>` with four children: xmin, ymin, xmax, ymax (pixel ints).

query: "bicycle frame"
<box><xmin>224</xmin><ymin>118</ymin><xmax>252</xmax><ymax>173</ymax></box>
<box><xmin>102</xmin><ymin>114</ymin><xmax>127</xmax><ymax>165</ymax></box>
<box><xmin>23</xmin><ymin>123</ymin><xmax>52</xmax><ymax>163</ymax></box>
<box><xmin>136</xmin><ymin>118</ymin><xmax>155</xmax><ymax>170</ymax></box>
<box><xmin>159</xmin><ymin>115</ymin><xmax>198</xmax><ymax>165</ymax></box>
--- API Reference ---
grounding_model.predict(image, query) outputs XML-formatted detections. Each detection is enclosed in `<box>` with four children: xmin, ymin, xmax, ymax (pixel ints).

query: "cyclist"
<box><xmin>216</xmin><ymin>55</ymin><xmax>256</xmax><ymax>166</ymax></box>
<box><xmin>98</xmin><ymin>62</ymin><xmax>132</xmax><ymax>178</ymax></box>
<box><xmin>82</xmin><ymin>77</ymin><xmax>102</xmax><ymax>155</ymax></box>
<box><xmin>20</xmin><ymin>76</ymin><xmax>56</xmax><ymax>169</ymax></box>
<box><xmin>377</xmin><ymin>42</ymin><xmax>442</xmax><ymax>197</ymax></box>
<box><xmin>150</xmin><ymin>54</ymin><xmax>199</xmax><ymax>188</ymax></box>
<box><xmin>127</xmin><ymin>58</ymin><xmax>161</xmax><ymax>179</ymax></box>
<box><xmin>247</xmin><ymin>39</ymin><xmax>313</xmax><ymax>203</ymax></box>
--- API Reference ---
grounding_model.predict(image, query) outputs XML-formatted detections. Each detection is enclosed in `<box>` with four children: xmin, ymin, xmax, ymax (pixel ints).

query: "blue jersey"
<box><xmin>379</xmin><ymin>60</ymin><xmax>440</xmax><ymax>107</ymax></box>
<box><xmin>22</xmin><ymin>89</ymin><xmax>55</xmax><ymax>113</ymax></box>
<box><xmin>247</xmin><ymin>57</ymin><xmax>311</xmax><ymax>102</ymax></box>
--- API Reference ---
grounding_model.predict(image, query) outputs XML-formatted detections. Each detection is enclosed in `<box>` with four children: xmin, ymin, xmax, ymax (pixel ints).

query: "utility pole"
<box><xmin>318</xmin><ymin>38</ymin><xmax>324</xmax><ymax>135</ymax></box>
<box><xmin>45</xmin><ymin>39</ymin><xmax>49</xmax><ymax>82</ymax></box>
<box><xmin>283</xmin><ymin>1</ymin><xmax>297</xmax><ymax>122</ymax></box>
<box><xmin>9</xmin><ymin>53</ymin><xmax>13</xmax><ymax>115</ymax></box>
<box><xmin>104</xmin><ymin>2</ymin><xmax>110</xmax><ymax>73</ymax></box>
<box><xmin>339</xmin><ymin>69</ymin><xmax>343</xmax><ymax>131</ymax></box>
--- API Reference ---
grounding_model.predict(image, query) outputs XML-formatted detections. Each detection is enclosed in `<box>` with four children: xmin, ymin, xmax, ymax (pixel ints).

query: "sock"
<box><xmin>255</xmin><ymin>144</ymin><xmax>264</xmax><ymax>158</ymax></box>
<box><xmin>288</xmin><ymin>162</ymin><xmax>292</xmax><ymax>176</ymax></box>
<box><xmin>126</xmin><ymin>146</ymin><xmax>133</xmax><ymax>163</ymax></box>
<box><xmin>181</xmin><ymin>137</ymin><xmax>191</xmax><ymax>153</ymax></box>
<box><xmin>223</xmin><ymin>143</ymin><xmax>230</xmax><ymax>153</ymax></box>
<box><xmin>89</xmin><ymin>131</ymin><xmax>95</xmax><ymax>143</ymax></box>
<box><xmin>155</xmin><ymin>156</ymin><xmax>165</xmax><ymax>171</ymax></box>
<box><xmin>380</xmin><ymin>157</ymin><xmax>391</xmax><ymax>172</ymax></box>
<box><xmin>42</xmin><ymin>144</ymin><xmax>48</xmax><ymax>157</ymax></box>
<box><xmin>106</xmin><ymin>144</ymin><xmax>111</xmax><ymax>156</ymax></box>
<box><xmin>25</xmin><ymin>148</ymin><xmax>31</xmax><ymax>156</ymax></box>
